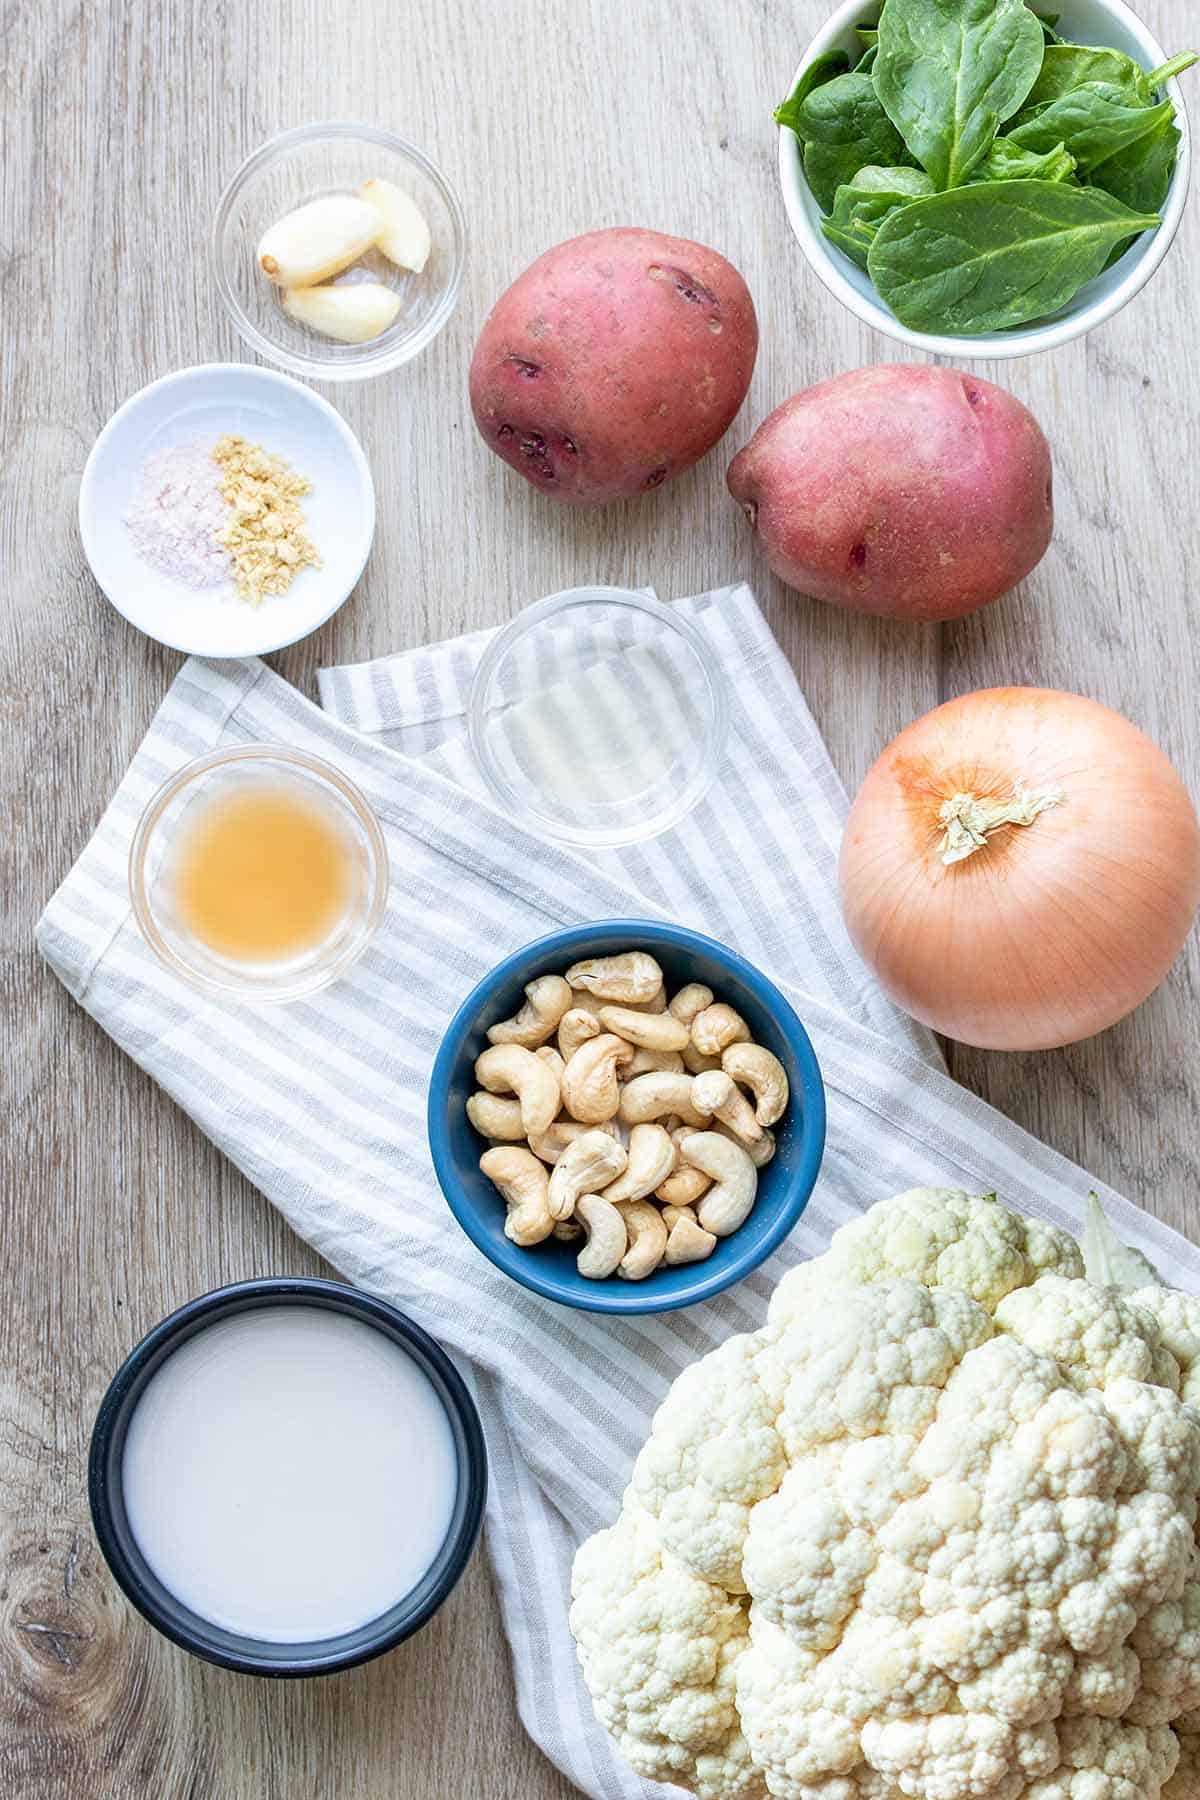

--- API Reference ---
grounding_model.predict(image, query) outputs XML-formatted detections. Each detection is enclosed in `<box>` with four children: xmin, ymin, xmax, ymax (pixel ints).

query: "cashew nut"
<box><xmin>561</xmin><ymin>1033</ymin><xmax>634</xmax><ymax>1125</ymax></box>
<box><xmin>620</xmin><ymin>986</ymin><xmax>668</xmax><ymax>1014</ymax></box>
<box><xmin>558</xmin><ymin>1007</ymin><xmax>602</xmax><ymax>1062</ymax></box>
<box><xmin>618</xmin><ymin>1071</ymin><xmax>706</xmax><ymax>1129</ymax></box>
<box><xmin>474</xmin><ymin>1044</ymin><xmax>561</xmax><ymax>1138</ymax></box>
<box><xmin>626</xmin><ymin>1046</ymin><xmax>686</xmax><ymax>1077</ymax></box>
<box><xmin>566</xmin><ymin>952</ymin><xmax>663</xmax><ymax>1005</ymax></box>
<box><xmin>466</xmin><ymin>1092</ymin><xmax>527</xmax><ymax>1142</ymax></box>
<box><xmin>536</xmin><ymin>1044</ymin><xmax>566</xmax><ymax>1082</ymax></box>
<box><xmin>548</xmin><ymin>1130</ymin><xmax>628</xmax><ymax>1221</ymax></box>
<box><xmin>691</xmin><ymin>1069</ymin><xmax>763</xmax><ymax>1145</ymax></box>
<box><xmin>656</xmin><ymin>1155</ymin><xmax>713</xmax><ymax>1207</ymax></box>
<box><xmin>479</xmin><ymin>1146</ymin><xmax>555</xmax><ymax>1246</ymax></box>
<box><xmin>597</xmin><ymin>1005</ymin><xmax>689</xmax><ymax>1054</ymax></box>
<box><xmin>527</xmin><ymin>1117</ymin><xmax>621</xmax><ymax>1166</ymax></box>
<box><xmin>691</xmin><ymin>1003</ymin><xmax>752</xmax><ymax>1058</ymax></box>
<box><xmin>680</xmin><ymin>1131</ymin><xmax>758</xmax><ymax>1237</ymax></box>
<box><xmin>722</xmin><ymin>1042</ymin><xmax>790</xmax><ymax>1128</ymax></box>
<box><xmin>659</xmin><ymin>1203</ymin><xmax>697</xmax><ymax>1230</ymax></box>
<box><xmin>617</xmin><ymin>1201</ymin><xmax>668</xmax><ymax>1281</ymax></box>
<box><xmin>553</xmin><ymin>1218</ymin><xmax>583</xmax><ymax>1242</ymax></box>
<box><xmin>668</xmin><ymin>983</ymin><xmax>714</xmax><ymax>1026</ymax></box>
<box><xmin>575</xmin><ymin>1193</ymin><xmax>628</xmax><ymax>1279</ymax></box>
<box><xmin>486</xmin><ymin>974</ymin><xmax>573</xmax><ymax>1049</ymax></box>
<box><xmin>683</xmin><ymin>1044</ymin><xmax>723</xmax><ymax>1074</ymax></box>
<box><xmin>601</xmin><ymin>1123</ymin><xmax>676</xmax><ymax>1205</ymax></box>
<box><xmin>665</xmin><ymin>1214</ymin><xmax>718</xmax><ymax>1265</ymax></box>
<box><xmin>714</xmin><ymin>1118</ymin><xmax>777</xmax><ymax>1168</ymax></box>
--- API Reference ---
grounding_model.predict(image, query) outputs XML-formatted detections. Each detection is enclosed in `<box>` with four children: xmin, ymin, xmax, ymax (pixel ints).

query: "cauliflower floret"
<box><xmin>742</xmin><ymin>1479</ymin><xmax>878</xmax><ymax>1651</ymax></box>
<box><xmin>1024</xmin><ymin>1717</ymin><xmax>1179</xmax><ymax>1798</ymax></box>
<box><xmin>995</xmin><ymin>1277</ymin><xmax>1179</xmax><ymax>1395</ymax></box>
<box><xmin>1164</xmin><ymin>1728</ymin><xmax>1200</xmax><ymax>1799</ymax></box>
<box><xmin>736</xmin><ymin>1615</ymin><xmax>922</xmax><ymax>1799</ymax></box>
<box><xmin>861</xmin><ymin>1709</ymin><xmax>1059</xmax><ymax>1800</ymax></box>
<box><xmin>1132</xmin><ymin>1288</ymin><xmax>1200</xmax><ymax>1407</ymax></box>
<box><xmin>771</xmin><ymin>1191</ymin><xmax>1083</xmax><ymax>1324</ymax></box>
<box><xmin>1060</xmin><ymin>1645</ymin><xmax>1141</xmax><ymax>1718</ymax></box>
<box><xmin>631</xmin><ymin>1328</ymin><xmax>789</xmax><ymax>1592</ymax></box>
<box><xmin>1126</xmin><ymin>1551</ymin><xmax>1200</xmax><ymax>1726</ymax></box>
<box><xmin>569</xmin><ymin>1503</ymin><xmax>766</xmax><ymax>1799</ymax></box>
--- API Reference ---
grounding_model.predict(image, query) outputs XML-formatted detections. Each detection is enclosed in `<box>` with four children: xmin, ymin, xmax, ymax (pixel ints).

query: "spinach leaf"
<box><xmin>973</xmin><ymin>136</ymin><xmax>1077</xmax><ymax>182</ymax></box>
<box><xmin>774</xmin><ymin>51</ymin><xmax>851</xmax><ymax>135</ymax></box>
<box><xmin>857</xmin><ymin>45</ymin><xmax>880</xmax><ymax>74</ymax></box>
<box><xmin>857</xmin><ymin>27</ymin><xmax>880</xmax><ymax>48</ymax></box>
<box><xmin>1033</xmin><ymin>11</ymin><xmax>1063</xmax><ymax>45</ymax></box>
<box><xmin>874</xmin><ymin>0</ymin><xmax>1045</xmax><ymax>188</ymax></box>
<box><xmin>867</xmin><ymin>179</ymin><xmax>1160</xmax><ymax>332</ymax></box>
<box><xmin>1007</xmin><ymin>83</ymin><xmax>1175</xmax><ymax>173</ymax></box>
<box><xmin>1089</xmin><ymin>105</ymin><xmax>1181</xmax><ymax>213</ymax></box>
<box><xmin>822</xmin><ymin>166</ymin><xmax>935</xmax><ymax>267</ymax></box>
<box><xmin>786</xmin><ymin>70</ymin><xmax>917</xmax><ymax>210</ymax></box>
<box><xmin>846</xmin><ymin>164</ymin><xmax>936</xmax><ymax>195</ymax></box>
<box><xmin>1023</xmin><ymin>43</ymin><xmax>1150</xmax><ymax>107</ymax></box>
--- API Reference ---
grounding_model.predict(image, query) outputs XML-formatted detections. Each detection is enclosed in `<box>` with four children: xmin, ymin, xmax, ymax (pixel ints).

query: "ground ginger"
<box><xmin>212</xmin><ymin>435</ymin><xmax>321</xmax><ymax>606</ymax></box>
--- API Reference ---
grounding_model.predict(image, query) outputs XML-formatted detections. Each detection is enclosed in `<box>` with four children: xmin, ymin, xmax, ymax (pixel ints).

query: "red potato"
<box><xmin>726</xmin><ymin>366</ymin><xmax>1053</xmax><ymax>622</ymax></box>
<box><xmin>469</xmin><ymin>228</ymin><xmax>758</xmax><ymax>506</ymax></box>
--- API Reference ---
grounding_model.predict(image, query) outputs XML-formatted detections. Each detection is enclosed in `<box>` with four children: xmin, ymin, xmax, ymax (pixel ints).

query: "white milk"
<box><xmin>121</xmin><ymin>1306</ymin><xmax>459</xmax><ymax>1643</ymax></box>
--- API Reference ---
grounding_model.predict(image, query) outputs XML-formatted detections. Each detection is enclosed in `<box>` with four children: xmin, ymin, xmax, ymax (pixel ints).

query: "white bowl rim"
<box><xmin>210</xmin><ymin>120</ymin><xmax>468</xmax><ymax>384</ymax></box>
<box><xmin>777</xmin><ymin>0</ymin><xmax>1192</xmax><ymax>358</ymax></box>
<box><xmin>78</xmin><ymin>361</ymin><xmax>376</xmax><ymax>658</ymax></box>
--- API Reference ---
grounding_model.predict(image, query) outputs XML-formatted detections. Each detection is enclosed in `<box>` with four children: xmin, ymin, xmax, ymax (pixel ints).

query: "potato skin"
<box><xmin>469</xmin><ymin>228</ymin><xmax>758</xmax><ymax>506</ymax></box>
<box><xmin>726</xmin><ymin>366</ymin><xmax>1053</xmax><ymax>622</ymax></box>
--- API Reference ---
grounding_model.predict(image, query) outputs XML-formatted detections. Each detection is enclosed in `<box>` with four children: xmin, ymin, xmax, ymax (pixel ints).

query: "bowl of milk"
<box><xmin>88</xmin><ymin>1279</ymin><xmax>486</xmax><ymax>1674</ymax></box>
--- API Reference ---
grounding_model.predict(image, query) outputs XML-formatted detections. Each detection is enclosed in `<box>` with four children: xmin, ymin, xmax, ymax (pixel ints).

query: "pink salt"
<box><xmin>125</xmin><ymin>440</ymin><xmax>232</xmax><ymax>589</ymax></box>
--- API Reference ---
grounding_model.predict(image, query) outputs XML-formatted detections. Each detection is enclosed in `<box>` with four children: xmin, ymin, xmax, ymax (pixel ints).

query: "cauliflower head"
<box><xmin>570</xmin><ymin>1189</ymin><xmax>1200</xmax><ymax>1800</ymax></box>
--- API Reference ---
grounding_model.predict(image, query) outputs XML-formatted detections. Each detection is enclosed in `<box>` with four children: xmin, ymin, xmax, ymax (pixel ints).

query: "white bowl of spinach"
<box><xmin>777</xmin><ymin>0</ymin><xmax>1193</xmax><ymax>354</ymax></box>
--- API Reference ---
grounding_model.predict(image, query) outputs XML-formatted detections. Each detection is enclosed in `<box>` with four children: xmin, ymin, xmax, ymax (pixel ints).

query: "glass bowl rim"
<box><xmin>210</xmin><ymin>121</ymin><xmax>468</xmax><ymax>383</ymax></box>
<box><xmin>128</xmin><ymin>742</ymin><xmax>390</xmax><ymax>1002</ymax></box>
<box><xmin>466</xmin><ymin>586</ymin><xmax>731</xmax><ymax>849</ymax></box>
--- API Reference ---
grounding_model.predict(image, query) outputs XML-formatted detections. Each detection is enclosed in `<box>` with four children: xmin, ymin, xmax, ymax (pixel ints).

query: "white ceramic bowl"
<box><xmin>778</xmin><ymin>0</ymin><xmax>1192</xmax><ymax>357</ymax></box>
<box><xmin>79</xmin><ymin>364</ymin><xmax>375</xmax><ymax>657</ymax></box>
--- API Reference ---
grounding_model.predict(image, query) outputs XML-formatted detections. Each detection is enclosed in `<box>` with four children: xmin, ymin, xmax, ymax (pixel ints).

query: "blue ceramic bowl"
<box><xmin>428</xmin><ymin>920</ymin><xmax>826</xmax><ymax>1315</ymax></box>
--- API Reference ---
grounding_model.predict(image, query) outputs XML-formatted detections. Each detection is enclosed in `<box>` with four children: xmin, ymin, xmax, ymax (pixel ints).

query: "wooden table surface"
<box><xmin>3</xmin><ymin>0</ymin><xmax>1199</xmax><ymax>1793</ymax></box>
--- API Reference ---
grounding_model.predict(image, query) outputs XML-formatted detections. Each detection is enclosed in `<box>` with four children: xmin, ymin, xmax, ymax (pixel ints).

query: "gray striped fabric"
<box><xmin>39</xmin><ymin>584</ymin><xmax>1200</xmax><ymax>1800</ymax></box>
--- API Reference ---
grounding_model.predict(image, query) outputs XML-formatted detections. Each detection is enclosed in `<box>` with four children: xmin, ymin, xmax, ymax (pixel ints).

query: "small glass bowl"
<box><xmin>211</xmin><ymin>123</ymin><xmax>467</xmax><ymax>382</ymax></box>
<box><xmin>467</xmin><ymin>587</ymin><xmax>729</xmax><ymax>849</ymax></box>
<box><xmin>129</xmin><ymin>745</ymin><xmax>389</xmax><ymax>1003</ymax></box>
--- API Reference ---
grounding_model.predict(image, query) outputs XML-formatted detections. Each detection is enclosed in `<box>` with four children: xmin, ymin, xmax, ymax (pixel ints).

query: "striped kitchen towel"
<box><xmin>38</xmin><ymin>583</ymin><xmax>1200</xmax><ymax>1800</ymax></box>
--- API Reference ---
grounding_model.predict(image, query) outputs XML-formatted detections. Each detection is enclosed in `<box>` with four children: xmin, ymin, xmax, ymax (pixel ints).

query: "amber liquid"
<box><xmin>171</xmin><ymin>780</ymin><xmax>355</xmax><ymax>962</ymax></box>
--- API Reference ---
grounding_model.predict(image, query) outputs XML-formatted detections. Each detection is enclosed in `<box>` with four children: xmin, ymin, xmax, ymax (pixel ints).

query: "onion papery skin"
<box><xmin>839</xmin><ymin>687</ymin><xmax>1200</xmax><ymax>1050</ymax></box>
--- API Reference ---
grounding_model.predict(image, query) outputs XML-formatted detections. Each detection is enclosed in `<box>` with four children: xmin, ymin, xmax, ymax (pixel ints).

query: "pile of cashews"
<box><xmin>467</xmin><ymin>950</ymin><xmax>789</xmax><ymax>1282</ymax></box>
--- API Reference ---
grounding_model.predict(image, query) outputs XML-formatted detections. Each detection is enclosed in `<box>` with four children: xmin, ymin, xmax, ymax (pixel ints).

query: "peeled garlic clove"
<box><xmin>283</xmin><ymin>282</ymin><xmax>402</xmax><ymax>344</ymax></box>
<box><xmin>359</xmin><ymin>178</ymin><xmax>431</xmax><ymax>273</ymax></box>
<box><xmin>258</xmin><ymin>196</ymin><xmax>381</xmax><ymax>287</ymax></box>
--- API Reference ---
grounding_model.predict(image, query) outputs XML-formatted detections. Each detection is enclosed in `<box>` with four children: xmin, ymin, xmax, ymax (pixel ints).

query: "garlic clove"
<box><xmin>258</xmin><ymin>196</ymin><xmax>382</xmax><ymax>287</ymax></box>
<box><xmin>283</xmin><ymin>282</ymin><xmax>402</xmax><ymax>344</ymax></box>
<box><xmin>359</xmin><ymin>178</ymin><xmax>432</xmax><ymax>273</ymax></box>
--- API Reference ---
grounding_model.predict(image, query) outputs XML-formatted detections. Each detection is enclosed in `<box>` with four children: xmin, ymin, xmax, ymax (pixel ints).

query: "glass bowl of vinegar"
<box><xmin>130</xmin><ymin>746</ymin><xmax>389</xmax><ymax>1003</ymax></box>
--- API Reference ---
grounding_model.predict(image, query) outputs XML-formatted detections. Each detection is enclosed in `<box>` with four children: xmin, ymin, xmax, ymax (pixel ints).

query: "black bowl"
<box><xmin>88</xmin><ymin>1278</ymin><xmax>487</xmax><ymax>1677</ymax></box>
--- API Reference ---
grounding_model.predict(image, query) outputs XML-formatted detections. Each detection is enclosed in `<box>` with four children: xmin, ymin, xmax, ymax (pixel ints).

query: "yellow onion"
<box><xmin>839</xmin><ymin>687</ymin><xmax>1200</xmax><ymax>1049</ymax></box>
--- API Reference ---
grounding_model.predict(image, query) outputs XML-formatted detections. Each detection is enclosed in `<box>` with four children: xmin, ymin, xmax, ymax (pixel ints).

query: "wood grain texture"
<box><xmin>2</xmin><ymin>0</ymin><xmax>1198</xmax><ymax>1792</ymax></box>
